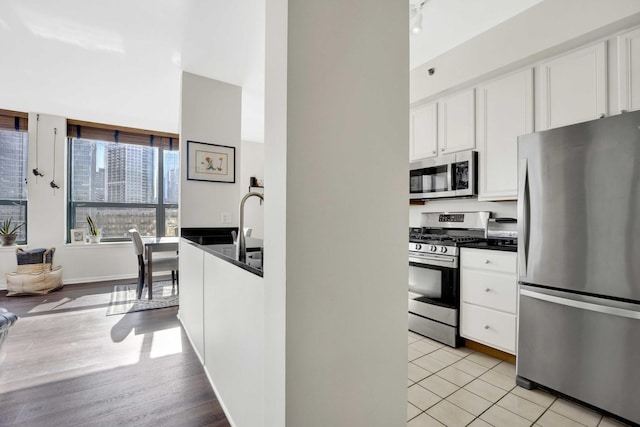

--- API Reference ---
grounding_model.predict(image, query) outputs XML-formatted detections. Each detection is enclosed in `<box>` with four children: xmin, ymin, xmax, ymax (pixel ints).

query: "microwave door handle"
<box><xmin>448</xmin><ymin>163</ymin><xmax>454</xmax><ymax>192</ymax></box>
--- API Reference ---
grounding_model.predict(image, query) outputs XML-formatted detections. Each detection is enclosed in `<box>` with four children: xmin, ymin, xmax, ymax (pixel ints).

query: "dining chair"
<box><xmin>128</xmin><ymin>229</ymin><xmax>179</xmax><ymax>300</ymax></box>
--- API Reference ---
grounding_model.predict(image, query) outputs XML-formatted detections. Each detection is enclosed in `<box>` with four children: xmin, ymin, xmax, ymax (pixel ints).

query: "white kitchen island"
<box><xmin>178</xmin><ymin>238</ymin><xmax>265</xmax><ymax>427</ymax></box>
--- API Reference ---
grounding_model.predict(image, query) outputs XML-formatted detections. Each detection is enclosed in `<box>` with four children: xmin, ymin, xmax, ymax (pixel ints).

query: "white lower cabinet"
<box><xmin>460</xmin><ymin>248</ymin><xmax>517</xmax><ymax>354</ymax></box>
<box><xmin>178</xmin><ymin>239</ymin><xmax>205</xmax><ymax>360</ymax></box>
<box><xmin>460</xmin><ymin>304</ymin><xmax>517</xmax><ymax>353</ymax></box>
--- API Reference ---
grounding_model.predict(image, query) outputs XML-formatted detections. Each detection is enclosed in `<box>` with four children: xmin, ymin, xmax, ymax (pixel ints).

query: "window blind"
<box><xmin>67</xmin><ymin>119</ymin><xmax>179</xmax><ymax>150</ymax></box>
<box><xmin>0</xmin><ymin>109</ymin><xmax>28</xmax><ymax>132</ymax></box>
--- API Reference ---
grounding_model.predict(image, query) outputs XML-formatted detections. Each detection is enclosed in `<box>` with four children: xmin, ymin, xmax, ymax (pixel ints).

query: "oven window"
<box><xmin>409</xmin><ymin>264</ymin><xmax>442</xmax><ymax>298</ymax></box>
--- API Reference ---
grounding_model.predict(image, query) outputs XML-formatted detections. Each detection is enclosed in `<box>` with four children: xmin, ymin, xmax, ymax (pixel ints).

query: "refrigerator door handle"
<box><xmin>518</xmin><ymin>158</ymin><xmax>529</xmax><ymax>277</ymax></box>
<box><xmin>521</xmin><ymin>289</ymin><xmax>640</xmax><ymax>320</ymax></box>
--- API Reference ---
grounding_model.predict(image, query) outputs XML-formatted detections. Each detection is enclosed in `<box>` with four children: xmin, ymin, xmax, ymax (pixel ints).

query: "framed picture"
<box><xmin>70</xmin><ymin>228</ymin><xmax>86</xmax><ymax>245</ymax></box>
<box><xmin>187</xmin><ymin>140</ymin><xmax>236</xmax><ymax>183</ymax></box>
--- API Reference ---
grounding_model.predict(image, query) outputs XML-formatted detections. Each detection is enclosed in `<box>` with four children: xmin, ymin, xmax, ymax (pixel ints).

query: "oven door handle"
<box><xmin>409</xmin><ymin>255</ymin><xmax>457</xmax><ymax>268</ymax></box>
<box><xmin>410</xmin><ymin>255</ymin><xmax>455</xmax><ymax>263</ymax></box>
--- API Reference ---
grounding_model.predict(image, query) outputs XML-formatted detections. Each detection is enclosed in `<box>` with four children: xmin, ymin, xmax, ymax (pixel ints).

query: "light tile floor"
<box><xmin>407</xmin><ymin>331</ymin><xmax>632</xmax><ymax>427</ymax></box>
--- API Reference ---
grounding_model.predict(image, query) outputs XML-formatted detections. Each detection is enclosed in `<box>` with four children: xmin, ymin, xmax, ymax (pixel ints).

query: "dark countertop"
<box><xmin>182</xmin><ymin>234</ymin><xmax>263</xmax><ymax>277</ymax></box>
<box><xmin>459</xmin><ymin>241</ymin><xmax>518</xmax><ymax>253</ymax></box>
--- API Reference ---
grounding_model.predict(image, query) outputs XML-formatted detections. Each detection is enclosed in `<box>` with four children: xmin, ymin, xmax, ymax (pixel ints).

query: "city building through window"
<box><xmin>0</xmin><ymin>110</ymin><xmax>28</xmax><ymax>244</ymax></box>
<box><xmin>67</xmin><ymin>121</ymin><xmax>179</xmax><ymax>241</ymax></box>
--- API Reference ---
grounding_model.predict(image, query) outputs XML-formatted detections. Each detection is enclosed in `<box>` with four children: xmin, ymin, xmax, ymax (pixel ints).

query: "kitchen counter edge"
<box><xmin>182</xmin><ymin>237</ymin><xmax>264</xmax><ymax>277</ymax></box>
<box><xmin>459</xmin><ymin>242</ymin><xmax>518</xmax><ymax>253</ymax></box>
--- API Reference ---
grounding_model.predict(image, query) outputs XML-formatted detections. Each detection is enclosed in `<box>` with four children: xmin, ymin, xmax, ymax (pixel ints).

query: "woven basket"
<box><xmin>6</xmin><ymin>266</ymin><xmax>63</xmax><ymax>296</ymax></box>
<box><xmin>15</xmin><ymin>248</ymin><xmax>55</xmax><ymax>274</ymax></box>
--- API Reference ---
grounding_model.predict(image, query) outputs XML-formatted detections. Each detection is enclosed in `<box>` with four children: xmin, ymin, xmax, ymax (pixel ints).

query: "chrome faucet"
<box><xmin>237</xmin><ymin>191</ymin><xmax>264</xmax><ymax>262</ymax></box>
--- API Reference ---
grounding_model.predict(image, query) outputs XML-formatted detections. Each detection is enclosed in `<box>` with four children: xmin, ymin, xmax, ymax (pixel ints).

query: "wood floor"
<box><xmin>0</xmin><ymin>280</ymin><xmax>230</xmax><ymax>426</ymax></box>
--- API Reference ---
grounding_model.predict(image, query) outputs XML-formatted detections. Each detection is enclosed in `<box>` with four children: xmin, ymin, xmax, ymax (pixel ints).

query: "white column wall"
<box><xmin>180</xmin><ymin>72</ymin><xmax>242</xmax><ymax>229</ymax></box>
<box><xmin>265</xmin><ymin>1</ymin><xmax>408</xmax><ymax>426</ymax></box>
<box><xmin>263</xmin><ymin>0</ymin><xmax>288</xmax><ymax>423</ymax></box>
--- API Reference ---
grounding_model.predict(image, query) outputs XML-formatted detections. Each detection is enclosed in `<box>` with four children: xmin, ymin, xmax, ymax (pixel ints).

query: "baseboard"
<box><xmin>178</xmin><ymin>315</ymin><xmax>235</xmax><ymax>426</ymax></box>
<box><xmin>203</xmin><ymin>365</ymin><xmax>237</xmax><ymax>427</ymax></box>
<box><xmin>465</xmin><ymin>339</ymin><xmax>516</xmax><ymax>364</ymax></box>
<box><xmin>177</xmin><ymin>313</ymin><xmax>204</xmax><ymax>366</ymax></box>
<box><xmin>0</xmin><ymin>274</ymin><xmax>171</xmax><ymax>290</ymax></box>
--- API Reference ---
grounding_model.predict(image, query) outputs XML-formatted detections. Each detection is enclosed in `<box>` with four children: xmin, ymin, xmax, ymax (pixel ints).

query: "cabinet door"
<box><xmin>539</xmin><ymin>42</ymin><xmax>607</xmax><ymax>130</ymax></box>
<box><xmin>438</xmin><ymin>89</ymin><xmax>475</xmax><ymax>154</ymax></box>
<box><xmin>178</xmin><ymin>240</ymin><xmax>205</xmax><ymax>361</ymax></box>
<box><xmin>461</xmin><ymin>248</ymin><xmax>517</xmax><ymax>274</ymax></box>
<box><xmin>477</xmin><ymin>69</ymin><xmax>533</xmax><ymax>201</ymax></box>
<box><xmin>618</xmin><ymin>27</ymin><xmax>640</xmax><ymax>113</ymax></box>
<box><xmin>461</xmin><ymin>303</ymin><xmax>517</xmax><ymax>354</ymax></box>
<box><xmin>410</xmin><ymin>102</ymin><xmax>437</xmax><ymax>161</ymax></box>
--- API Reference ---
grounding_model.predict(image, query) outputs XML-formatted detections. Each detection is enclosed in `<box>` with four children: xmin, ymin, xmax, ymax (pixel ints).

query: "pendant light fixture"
<box><xmin>32</xmin><ymin>114</ymin><xmax>44</xmax><ymax>177</ymax></box>
<box><xmin>50</xmin><ymin>128</ymin><xmax>60</xmax><ymax>190</ymax></box>
<box><xmin>410</xmin><ymin>1</ymin><xmax>427</xmax><ymax>35</ymax></box>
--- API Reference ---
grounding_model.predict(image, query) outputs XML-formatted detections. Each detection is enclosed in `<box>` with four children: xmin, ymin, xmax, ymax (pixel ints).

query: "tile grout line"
<box><xmin>409</xmin><ymin>339</ymin><xmax>567</xmax><ymax>426</ymax></box>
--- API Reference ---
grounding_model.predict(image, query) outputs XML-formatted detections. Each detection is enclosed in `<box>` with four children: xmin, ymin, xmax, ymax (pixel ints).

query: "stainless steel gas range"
<box><xmin>408</xmin><ymin>211</ymin><xmax>490</xmax><ymax>347</ymax></box>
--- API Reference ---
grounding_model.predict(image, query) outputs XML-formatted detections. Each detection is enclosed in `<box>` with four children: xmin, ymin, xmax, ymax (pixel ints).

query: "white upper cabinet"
<box><xmin>438</xmin><ymin>88</ymin><xmax>476</xmax><ymax>154</ymax></box>
<box><xmin>477</xmin><ymin>69</ymin><xmax>534</xmax><ymax>201</ymax></box>
<box><xmin>409</xmin><ymin>102</ymin><xmax>438</xmax><ymax>161</ymax></box>
<box><xmin>618</xmin><ymin>27</ymin><xmax>640</xmax><ymax>113</ymax></box>
<box><xmin>539</xmin><ymin>42</ymin><xmax>607</xmax><ymax>130</ymax></box>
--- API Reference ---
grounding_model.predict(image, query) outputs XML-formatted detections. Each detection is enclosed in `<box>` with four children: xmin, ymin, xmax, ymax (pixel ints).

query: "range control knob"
<box><xmin>439</xmin><ymin>247</ymin><xmax>447</xmax><ymax>253</ymax></box>
<box><xmin>430</xmin><ymin>245</ymin><xmax>437</xmax><ymax>252</ymax></box>
<box><xmin>415</xmin><ymin>243</ymin><xmax>422</xmax><ymax>250</ymax></box>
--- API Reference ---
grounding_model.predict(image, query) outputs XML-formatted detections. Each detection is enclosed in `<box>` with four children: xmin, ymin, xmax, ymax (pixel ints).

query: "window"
<box><xmin>0</xmin><ymin>110</ymin><xmax>28</xmax><ymax>244</ymax></box>
<box><xmin>67</xmin><ymin>121</ymin><xmax>179</xmax><ymax>241</ymax></box>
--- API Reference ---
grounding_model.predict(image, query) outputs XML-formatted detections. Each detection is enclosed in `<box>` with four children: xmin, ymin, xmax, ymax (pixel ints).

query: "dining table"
<box><xmin>143</xmin><ymin>236</ymin><xmax>179</xmax><ymax>299</ymax></box>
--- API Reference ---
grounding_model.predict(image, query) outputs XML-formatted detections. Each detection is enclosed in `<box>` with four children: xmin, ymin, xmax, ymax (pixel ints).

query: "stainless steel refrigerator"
<box><xmin>516</xmin><ymin>110</ymin><xmax>640</xmax><ymax>424</ymax></box>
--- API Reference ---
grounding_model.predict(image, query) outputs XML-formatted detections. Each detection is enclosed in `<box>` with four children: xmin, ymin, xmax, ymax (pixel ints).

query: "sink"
<box><xmin>246</xmin><ymin>250</ymin><xmax>263</xmax><ymax>270</ymax></box>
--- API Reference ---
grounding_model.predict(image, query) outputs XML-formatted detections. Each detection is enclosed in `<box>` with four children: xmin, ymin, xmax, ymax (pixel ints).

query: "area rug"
<box><xmin>106</xmin><ymin>280</ymin><xmax>178</xmax><ymax>316</ymax></box>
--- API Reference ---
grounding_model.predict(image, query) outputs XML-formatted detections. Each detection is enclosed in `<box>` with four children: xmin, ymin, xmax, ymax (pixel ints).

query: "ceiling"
<box><xmin>0</xmin><ymin>0</ymin><xmax>265</xmax><ymax>141</ymax></box>
<box><xmin>410</xmin><ymin>0</ymin><xmax>543</xmax><ymax>70</ymax></box>
<box><xmin>0</xmin><ymin>1</ymin><xmax>541</xmax><ymax>144</ymax></box>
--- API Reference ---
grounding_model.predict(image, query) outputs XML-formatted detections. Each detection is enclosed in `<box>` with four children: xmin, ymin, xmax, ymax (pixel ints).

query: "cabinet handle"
<box><xmin>484</xmin><ymin>325</ymin><xmax>490</xmax><ymax>330</ymax></box>
<box><xmin>484</xmin><ymin>288</ymin><xmax>491</xmax><ymax>292</ymax></box>
<box><xmin>432</xmin><ymin>150</ymin><xmax>436</xmax><ymax>154</ymax></box>
<box><xmin>441</xmin><ymin>148</ymin><xmax>445</xmax><ymax>152</ymax></box>
<box><xmin>484</xmin><ymin>259</ymin><xmax>490</xmax><ymax>264</ymax></box>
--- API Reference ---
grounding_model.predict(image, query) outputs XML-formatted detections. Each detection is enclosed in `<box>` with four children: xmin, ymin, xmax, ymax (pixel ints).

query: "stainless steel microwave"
<box><xmin>410</xmin><ymin>150</ymin><xmax>478</xmax><ymax>200</ymax></box>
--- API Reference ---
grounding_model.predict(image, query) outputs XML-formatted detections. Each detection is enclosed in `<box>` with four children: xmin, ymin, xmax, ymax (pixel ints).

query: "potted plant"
<box><xmin>0</xmin><ymin>218</ymin><xmax>24</xmax><ymax>246</ymax></box>
<box><xmin>86</xmin><ymin>215</ymin><xmax>100</xmax><ymax>243</ymax></box>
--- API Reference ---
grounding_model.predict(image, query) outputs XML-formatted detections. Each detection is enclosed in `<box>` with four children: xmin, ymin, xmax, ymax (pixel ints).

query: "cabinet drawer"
<box><xmin>461</xmin><ymin>248</ymin><xmax>516</xmax><ymax>274</ymax></box>
<box><xmin>460</xmin><ymin>303</ymin><xmax>516</xmax><ymax>354</ymax></box>
<box><xmin>461</xmin><ymin>270</ymin><xmax>517</xmax><ymax>313</ymax></box>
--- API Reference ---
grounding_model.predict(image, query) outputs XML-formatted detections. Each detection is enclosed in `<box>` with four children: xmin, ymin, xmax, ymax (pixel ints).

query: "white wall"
<box><xmin>265</xmin><ymin>0</ymin><xmax>408</xmax><ymax>426</ymax></box>
<box><xmin>240</xmin><ymin>141</ymin><xmax>264</xmax><ymax>239</ymax></box>
<box><xmin>263</xmin><ymin>0</ymin><xmax>288</xmax><ymax>423</ymax></box>
<box><xmin>180</xmin><ymin>72</ymin><xmax>242</xmax><ymax>229</ymax></box>
<box><xmin>0</xmin><ymin>112</ymin><xmax>138</xmax><ymax>287</ymax></box>
<box><xmin>411</xmin><ymin>0</ymin><xmax>640</xmax><ymax>103</ymax></box>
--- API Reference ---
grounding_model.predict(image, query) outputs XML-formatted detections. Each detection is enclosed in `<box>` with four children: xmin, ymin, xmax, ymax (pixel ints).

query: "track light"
<box><xmin>410</xmin><ymin>1</ymin><xmax>427</xmax><ymax>35</ymax></box>
<box><xmin>411</xmin><ymin>11</ymin><xmax>423</xmax><ymax>34</ymax></box>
